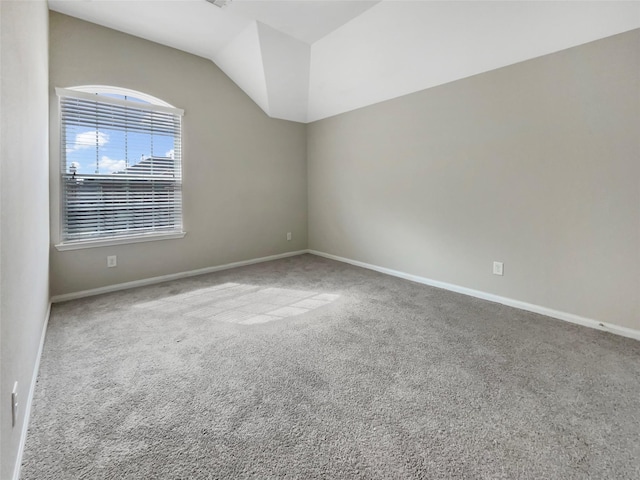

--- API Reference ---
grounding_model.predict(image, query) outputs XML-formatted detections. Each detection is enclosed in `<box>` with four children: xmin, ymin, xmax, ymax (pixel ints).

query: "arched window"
<box><xmin>56</xmin><ymin>86</ymin><xmax>184</xmax><ymax>246</ymax></box>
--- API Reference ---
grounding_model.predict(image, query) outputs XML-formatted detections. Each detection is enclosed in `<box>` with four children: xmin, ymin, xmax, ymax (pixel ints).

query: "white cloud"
<box><xmin>99</xmin><ymin>156</ymin><xmax>126</xmax><ymax>173</ymax></box>
<box><xmin>166</xmin><ymin>149</ymin><xmax>174</xmax><ymax>159</ymax></box>
<box><xmin>67</xmin><ymin>131</ymin><xmax>109</xmax><ymax>153</ymax></box>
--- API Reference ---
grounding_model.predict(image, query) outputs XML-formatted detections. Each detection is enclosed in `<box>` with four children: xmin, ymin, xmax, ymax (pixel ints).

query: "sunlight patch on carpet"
<box><xmin>134</xmin><ymin>283</ymin><xmax>339</xmax><ymax>325</ymax></box>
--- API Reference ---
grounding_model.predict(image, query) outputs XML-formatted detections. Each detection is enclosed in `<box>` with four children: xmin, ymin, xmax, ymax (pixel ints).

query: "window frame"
<box><xmin>54</xmin><ymin>86</ymin><xmax>186</xmax><ymax>251</ymax></box>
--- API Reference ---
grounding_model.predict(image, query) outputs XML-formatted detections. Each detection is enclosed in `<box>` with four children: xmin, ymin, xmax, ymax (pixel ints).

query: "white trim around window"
<box><xmin>56</xmin><ymin>86</ymin><xmax>185</xmax><ymax>249</ymax></box>
<box><xmin>55</xmin><ymin>87</ymin><xmax>184</xmax><ymax>115</ymax></box>
<box><xmin>55</xmin><ymin>231</ymin><xmax>186</xmax><ymax>251</ymax></box>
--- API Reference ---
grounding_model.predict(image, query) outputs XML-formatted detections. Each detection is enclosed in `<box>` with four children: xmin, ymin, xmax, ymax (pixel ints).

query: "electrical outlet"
<box><xmin>493</xmin><ymin>261</ymin><xmax>504</xmax><ymax>276</ymax></box>
<box><xmin>107</xmin><ymin>255</ymin><xmax>117</xmax><ymax>268</ymax></box>
<box><xmin>11</xmin><ymin>382</ymin><xmax>18</xmax><ymax>427</ymax></box>
<box><xmin>287</xmin><ymin>232</ymin><xmax>292</xmax><ymax>241</ymax></box>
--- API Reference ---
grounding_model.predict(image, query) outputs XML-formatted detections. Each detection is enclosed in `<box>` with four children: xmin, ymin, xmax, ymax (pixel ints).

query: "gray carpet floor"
<box><xmin>21</xmin><ymin>254</ymin><xmax>640</xmax><ymax>479</ymax></box>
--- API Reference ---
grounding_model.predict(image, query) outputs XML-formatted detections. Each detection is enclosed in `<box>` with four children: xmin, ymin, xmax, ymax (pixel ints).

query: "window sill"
<box><xmin>55</xmin><ymin>231</ymin><xmax>186</xmax><ymax>251</ymax></box>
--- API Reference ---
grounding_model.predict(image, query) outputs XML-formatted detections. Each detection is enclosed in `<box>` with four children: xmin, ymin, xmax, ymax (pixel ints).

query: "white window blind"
<box><xmin>57</xmin><ymin>87</ymin><xmax>183</xmax><ymax>244</ymax></box>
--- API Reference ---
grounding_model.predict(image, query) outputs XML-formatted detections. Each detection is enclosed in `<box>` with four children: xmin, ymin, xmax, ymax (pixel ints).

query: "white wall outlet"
<box><xmin>493</xmin><ymin>261</ymin><xmax>504</xmax><ymax>276</ymax></box>
<box><xmin>11</xmin><ymin>382</ymin><xmax>18</xmax><ymax>427</ymax></box>
<box><xmin>107</xmin><ymin>255</ymin><xmax>117</xmax><ymax>268</ymax></box>
<box><xmin>287</xmin><ymin>232</ymin><xmax>292</xmax><ymax>241</ymax></box>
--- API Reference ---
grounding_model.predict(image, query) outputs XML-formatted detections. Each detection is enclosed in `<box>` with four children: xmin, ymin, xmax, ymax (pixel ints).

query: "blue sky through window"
<box><xmin>65</xmin><ymin>127</ymin><xmax>174</xmax><ymax>174</ymax></box>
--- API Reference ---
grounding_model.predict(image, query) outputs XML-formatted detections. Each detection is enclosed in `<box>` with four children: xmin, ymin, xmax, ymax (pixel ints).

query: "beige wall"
<box><xmin>0</xmin><ymin>1</ymin><xmax>50</xmax><ymax>478</ymax></box>
<box><xmin>2</xmin><ymin>9</ymin><xmax>634</xmax><ymax>478</ymax></box>
<box><xmin>308</xmin><ymin>29</ymin><xmax>640</xmax><ymax>331</ymax></box>
<box><xmin>45</xmin><ymin>14</ymin><xmax>640</xmax><ymax>331</ymax></box>
<box><xmin>49</xmin><ymin>12</ymin><xmax>307</xmax><ymax>296</ymax></box>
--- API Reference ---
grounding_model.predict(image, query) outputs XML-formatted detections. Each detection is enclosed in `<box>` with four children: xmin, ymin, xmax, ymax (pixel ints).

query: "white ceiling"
<box><xmin>230</xmin><ymin>1</ymin><xmax>379</xmax><ymax>44</ymax></box>
<box><xmin>48</xmin><ymin>0</ymin><xmax>640</xmax><ymax>123</ymax></box>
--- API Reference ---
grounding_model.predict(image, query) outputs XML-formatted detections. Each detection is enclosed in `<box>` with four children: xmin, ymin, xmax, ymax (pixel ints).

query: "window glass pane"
<box><xmin>65</xmin><ymin>126</ymin><xmax>175</xmax><ymax>175</ymax></box>
<box><xmin>100</xmin><ymin>92</ymin><xmax>150</xmax><ymax>104</ymax></box>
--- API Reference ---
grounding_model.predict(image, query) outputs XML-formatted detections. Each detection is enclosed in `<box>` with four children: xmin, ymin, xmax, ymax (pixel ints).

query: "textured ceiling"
<box><xmin>49</xmin><ymin>0</ymin><xmax>640</xmax><ymax>123</ymax></box>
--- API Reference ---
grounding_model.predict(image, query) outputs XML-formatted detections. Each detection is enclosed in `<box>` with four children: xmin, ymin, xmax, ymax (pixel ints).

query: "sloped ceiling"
<box><xmin>48</xmin><ymin>0</ymin><xmax>640</xmax><ymax>123</ymax></box>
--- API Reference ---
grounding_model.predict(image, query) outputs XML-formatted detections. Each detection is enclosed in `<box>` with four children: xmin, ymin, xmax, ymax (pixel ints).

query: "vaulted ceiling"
<box><xmin>48</xmin><ymin>0</ymin><xmax>640</xmax><ymax>123</ymax></box>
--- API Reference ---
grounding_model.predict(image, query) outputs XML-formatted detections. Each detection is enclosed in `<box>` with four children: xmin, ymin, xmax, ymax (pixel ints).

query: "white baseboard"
<box><xmin>12</xmin><ymin>248</ymin><xmax>637</xmax><ymax>480</ymax></box>
<box><xmin>49</xmin><ymin>247</ymin><xmax>640</xmax><ymax>341</ymax></box>
<box><xmin>51</xmin><ymin>250</ymin><xmax>308</xmax><ymax>303</ymax></box>
<box><xmin>13</xmin><ymin>301</ymin><xmax>52</xmax><ymax>480</ymax></box>
<box><xmin>308</xmin><ymin>250</ymin><xmax>640</xmax><ymax>342</ymax></box>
